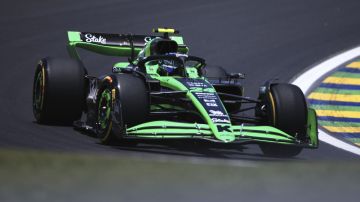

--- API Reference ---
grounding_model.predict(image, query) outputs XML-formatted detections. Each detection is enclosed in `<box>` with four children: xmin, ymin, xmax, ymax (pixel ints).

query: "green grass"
<box><xmin>348</xmin><ymin>138</ymin><xmax>360</xmax><ymax>143</ymax></box>
<box><xmin>313</xmin><ymin>87</ymin><xmax>360</xmax><ymax>95</ymax></box>
<box><xmin>311</xmin><ymin>104</ymin><xmax>360</xmax><ymax>111</ymax></box>
<box><xmin>0</xmin><ymin>149</ymin><xmax>360</xmax><ymax>202</ymax></box>
<box><xmin>318</xmin><ymin>120</ymin><xmax>360</xmax><ymax>127</ymax></box>
<box><xmin>331</xmin><ymin>71</ymin><xmax>360</xmax><ymax>78</ymax></box>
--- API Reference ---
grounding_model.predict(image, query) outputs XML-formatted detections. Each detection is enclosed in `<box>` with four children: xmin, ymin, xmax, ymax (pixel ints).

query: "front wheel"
<box><xmin>96</xmin><ymin>74</ymin><xmax>149</xmax><ymax>145</ymax></box>
<box><xmin>97</xmin><ymin>86</ymin><xmax>118</xmax><ymax>144</ymax></box>
<box><xmin>259</xmin><ymin>83</ymin><xmax>307</xmax><ymax>157</ymax></box>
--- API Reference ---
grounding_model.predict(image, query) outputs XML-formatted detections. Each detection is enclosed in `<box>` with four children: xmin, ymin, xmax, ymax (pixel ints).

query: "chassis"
<box><xmin>32</xmin><ymin>28</ymin><xmax>318</xmax><ymax>157</ymax></box>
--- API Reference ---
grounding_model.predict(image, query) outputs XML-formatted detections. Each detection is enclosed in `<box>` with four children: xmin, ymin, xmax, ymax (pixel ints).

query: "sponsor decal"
<box><xmin>209</xmin><ymin>110</ymin><xmax>227</xmax><ymax>117</ymax></box>
<box><xmin>186</xmin><ymin>81</ymin><xmax>207</xmax><ymax>88</ymax></box>
<box><xmin>217</xmin><ymin>125</ymin><xmax>232</xmax><ymax>132</ymax></box>
<box><xmin>84</xmin><ymin>33</ymin><xmax>106</xmax><ymax>44</ymax></box>
<box><xmin>176</xmin><ymin>78</ymin><xmax>231</xmax><ymax>122</ymax></box>
<box><xmin>209</xmin><ymin>110</ymin><xmax>224</xmax><ymax>116</ymax></box>
<box><xmin>194</xmin><ymin>92</ymin><xmax>218</xmax><ymax>99</ymax></box>
<box><xmin>211</xmin><ymin>118</ymin><xmax>230</xmax><ymax>123</ymax></box>
<box><xmin>206</xmin><ymin>102</ymin><xmax>218</xmax><ymax>107</ymax></box>
<box><xmin>194</xmin><ymin>92</ymin><xmax>218</xmax><ymax>102</ymax></box>
<box><xmin>204</xmin><ymin>99</ymin><xmax>216</xmax><ymax>103</ymax></box>
<box><xmin>177</xmin><ymin>78</ymin><xmax>212</xmax><ymax>90</ymax></box>
<box><xmin>80</xmin><ymin>33</ymin><xmax>158</xmax><ymax>47</ymax></box>
<box><xmin>193</xmin><ymin>91</ymin><xmax>229</xmax><ymax>118</ymax></box>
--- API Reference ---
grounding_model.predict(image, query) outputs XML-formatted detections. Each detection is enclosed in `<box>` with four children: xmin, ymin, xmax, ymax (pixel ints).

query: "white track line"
<box><xmin>292</xmin><ymin>46</ymin><xmax>360</xmax><ymax>156</ymax></box>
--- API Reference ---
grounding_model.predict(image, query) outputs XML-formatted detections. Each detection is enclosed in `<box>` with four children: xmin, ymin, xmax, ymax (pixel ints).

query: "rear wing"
<box><xmin>67</xmin><ymin>31</ymin><xmax>188</xmax><ymax>59</ymax></box>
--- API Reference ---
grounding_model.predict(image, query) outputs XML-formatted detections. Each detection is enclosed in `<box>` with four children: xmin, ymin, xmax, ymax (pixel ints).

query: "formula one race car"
<box><xmin>32</xmin><ymin>28</ymin><xmax>318</xmax><ymax>157</ymax></box>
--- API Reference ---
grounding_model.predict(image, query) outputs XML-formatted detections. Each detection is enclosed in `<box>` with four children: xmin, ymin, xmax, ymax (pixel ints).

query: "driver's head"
<box><xmin>156</xmin><ymin>53</ymin><xmax>187</xmax><ymax>76</ymax></box>
<box><xmin>159</xmin><ymin>56</ymin><xmax>178</xmax><ymax>74</ymax></box>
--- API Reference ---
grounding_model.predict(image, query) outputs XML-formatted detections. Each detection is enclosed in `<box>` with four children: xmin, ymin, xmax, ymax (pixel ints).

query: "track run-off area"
<box><xmin>293</xmin><ymin>46</ymin><xmax>360</xmax><ymax>156</ymax></box>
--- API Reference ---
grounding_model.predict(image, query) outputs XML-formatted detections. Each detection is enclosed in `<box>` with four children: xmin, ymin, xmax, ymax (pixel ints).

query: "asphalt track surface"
<box><xmin>1</xmin><ymin>0</ymin><xmax>360</xmax><ymax>160</ymax></box>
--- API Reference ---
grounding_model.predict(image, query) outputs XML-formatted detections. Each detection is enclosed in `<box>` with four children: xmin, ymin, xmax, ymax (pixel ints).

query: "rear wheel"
<box><xmin>32</xmin><ymin>57</ymin><xmax>85</xmax><ymax>124</ymax></box>
<box><xmin>97</xmin><ymin>74</ymin><xmax>149</xmax><ymax>145</ymax></box>
<box><xmin>260</xmin><ymin>83</ymin><xmax>307</xmax><ymax>157</ymax></box>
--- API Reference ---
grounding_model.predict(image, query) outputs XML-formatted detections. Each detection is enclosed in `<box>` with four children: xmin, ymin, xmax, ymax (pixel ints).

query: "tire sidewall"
<box><xmin>32</xmin><ymin>57</ymin><xmax>86</xmax><ymax>124</ymax></box>
<box><xmin>269</xmin><ymin>83</ymin><xmax>308</xmax><ymax>139</ymax></box>
<box><xmin>260</xmin><ymin>83</ymin><xmax>308</xmax><ymax>157</ymax></box>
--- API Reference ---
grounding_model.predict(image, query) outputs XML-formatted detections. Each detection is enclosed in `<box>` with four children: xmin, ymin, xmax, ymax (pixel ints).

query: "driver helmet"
<box><xmin>159</xmin><ymin>53</ymin><xmax>188</xmax><ymax>74</ymax></box>
<box><xmin>159</xmin><ymin>53</ymin><xmax>178</xmax><ymax>74</ymax></box>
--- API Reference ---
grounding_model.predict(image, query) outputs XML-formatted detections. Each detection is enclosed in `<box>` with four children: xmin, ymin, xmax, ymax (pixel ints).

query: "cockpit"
<box><xmin>137</xmin><ymin>53</ymin><xmax>206</xmax><ymax>77</ymax></box>
<box><xmin>136</xmin><ymin>30</ymin><xmax>205</xmax><ymax>78</ymax></box>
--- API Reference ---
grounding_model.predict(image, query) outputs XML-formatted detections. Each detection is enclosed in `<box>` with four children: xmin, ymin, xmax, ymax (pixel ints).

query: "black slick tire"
<box><xmin>32</xmin><ymin>57</ymin><xmax>86</xmax><ymax>124</ymax></box>
<box><xmin>97</xmin><ymin>74</ymin><xmax>149</xmax><ymax>145</ymax></box>
<box><xmin>260</xmin><ymin>83</ymin><xmax>307</xmax><ymax>157</ymax></box>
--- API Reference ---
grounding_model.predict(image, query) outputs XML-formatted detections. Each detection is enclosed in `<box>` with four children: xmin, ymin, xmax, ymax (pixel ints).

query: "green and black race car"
<box><xmin>32</xmin><ymin>28</ymin><xmax>318</xmax><ymax>157</ymax></box>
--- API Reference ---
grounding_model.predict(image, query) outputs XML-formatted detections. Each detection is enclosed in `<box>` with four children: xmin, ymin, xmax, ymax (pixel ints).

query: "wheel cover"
<box><xmin>98</xmin><ymin>89</ymin><xmax>112</xmax><ymax>130</ymax></box>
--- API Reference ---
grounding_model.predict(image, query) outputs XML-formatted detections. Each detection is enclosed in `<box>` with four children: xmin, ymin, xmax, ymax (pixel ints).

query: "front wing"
<box><xmin>125</xmin><ymin>109</ymin><xmax>318</xmax><ymax>148</ymax></box>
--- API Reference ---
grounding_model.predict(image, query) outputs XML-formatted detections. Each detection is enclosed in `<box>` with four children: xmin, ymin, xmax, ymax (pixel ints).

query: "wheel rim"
<box><xmin>33</xmin><ymin>68</ymin><xmax>45</xmax><ymax>114</ymax></box>
<box><xmin>98</xmin><ymin>89</ymin><xmax>112</xmax><ymax>131</ymax></box>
